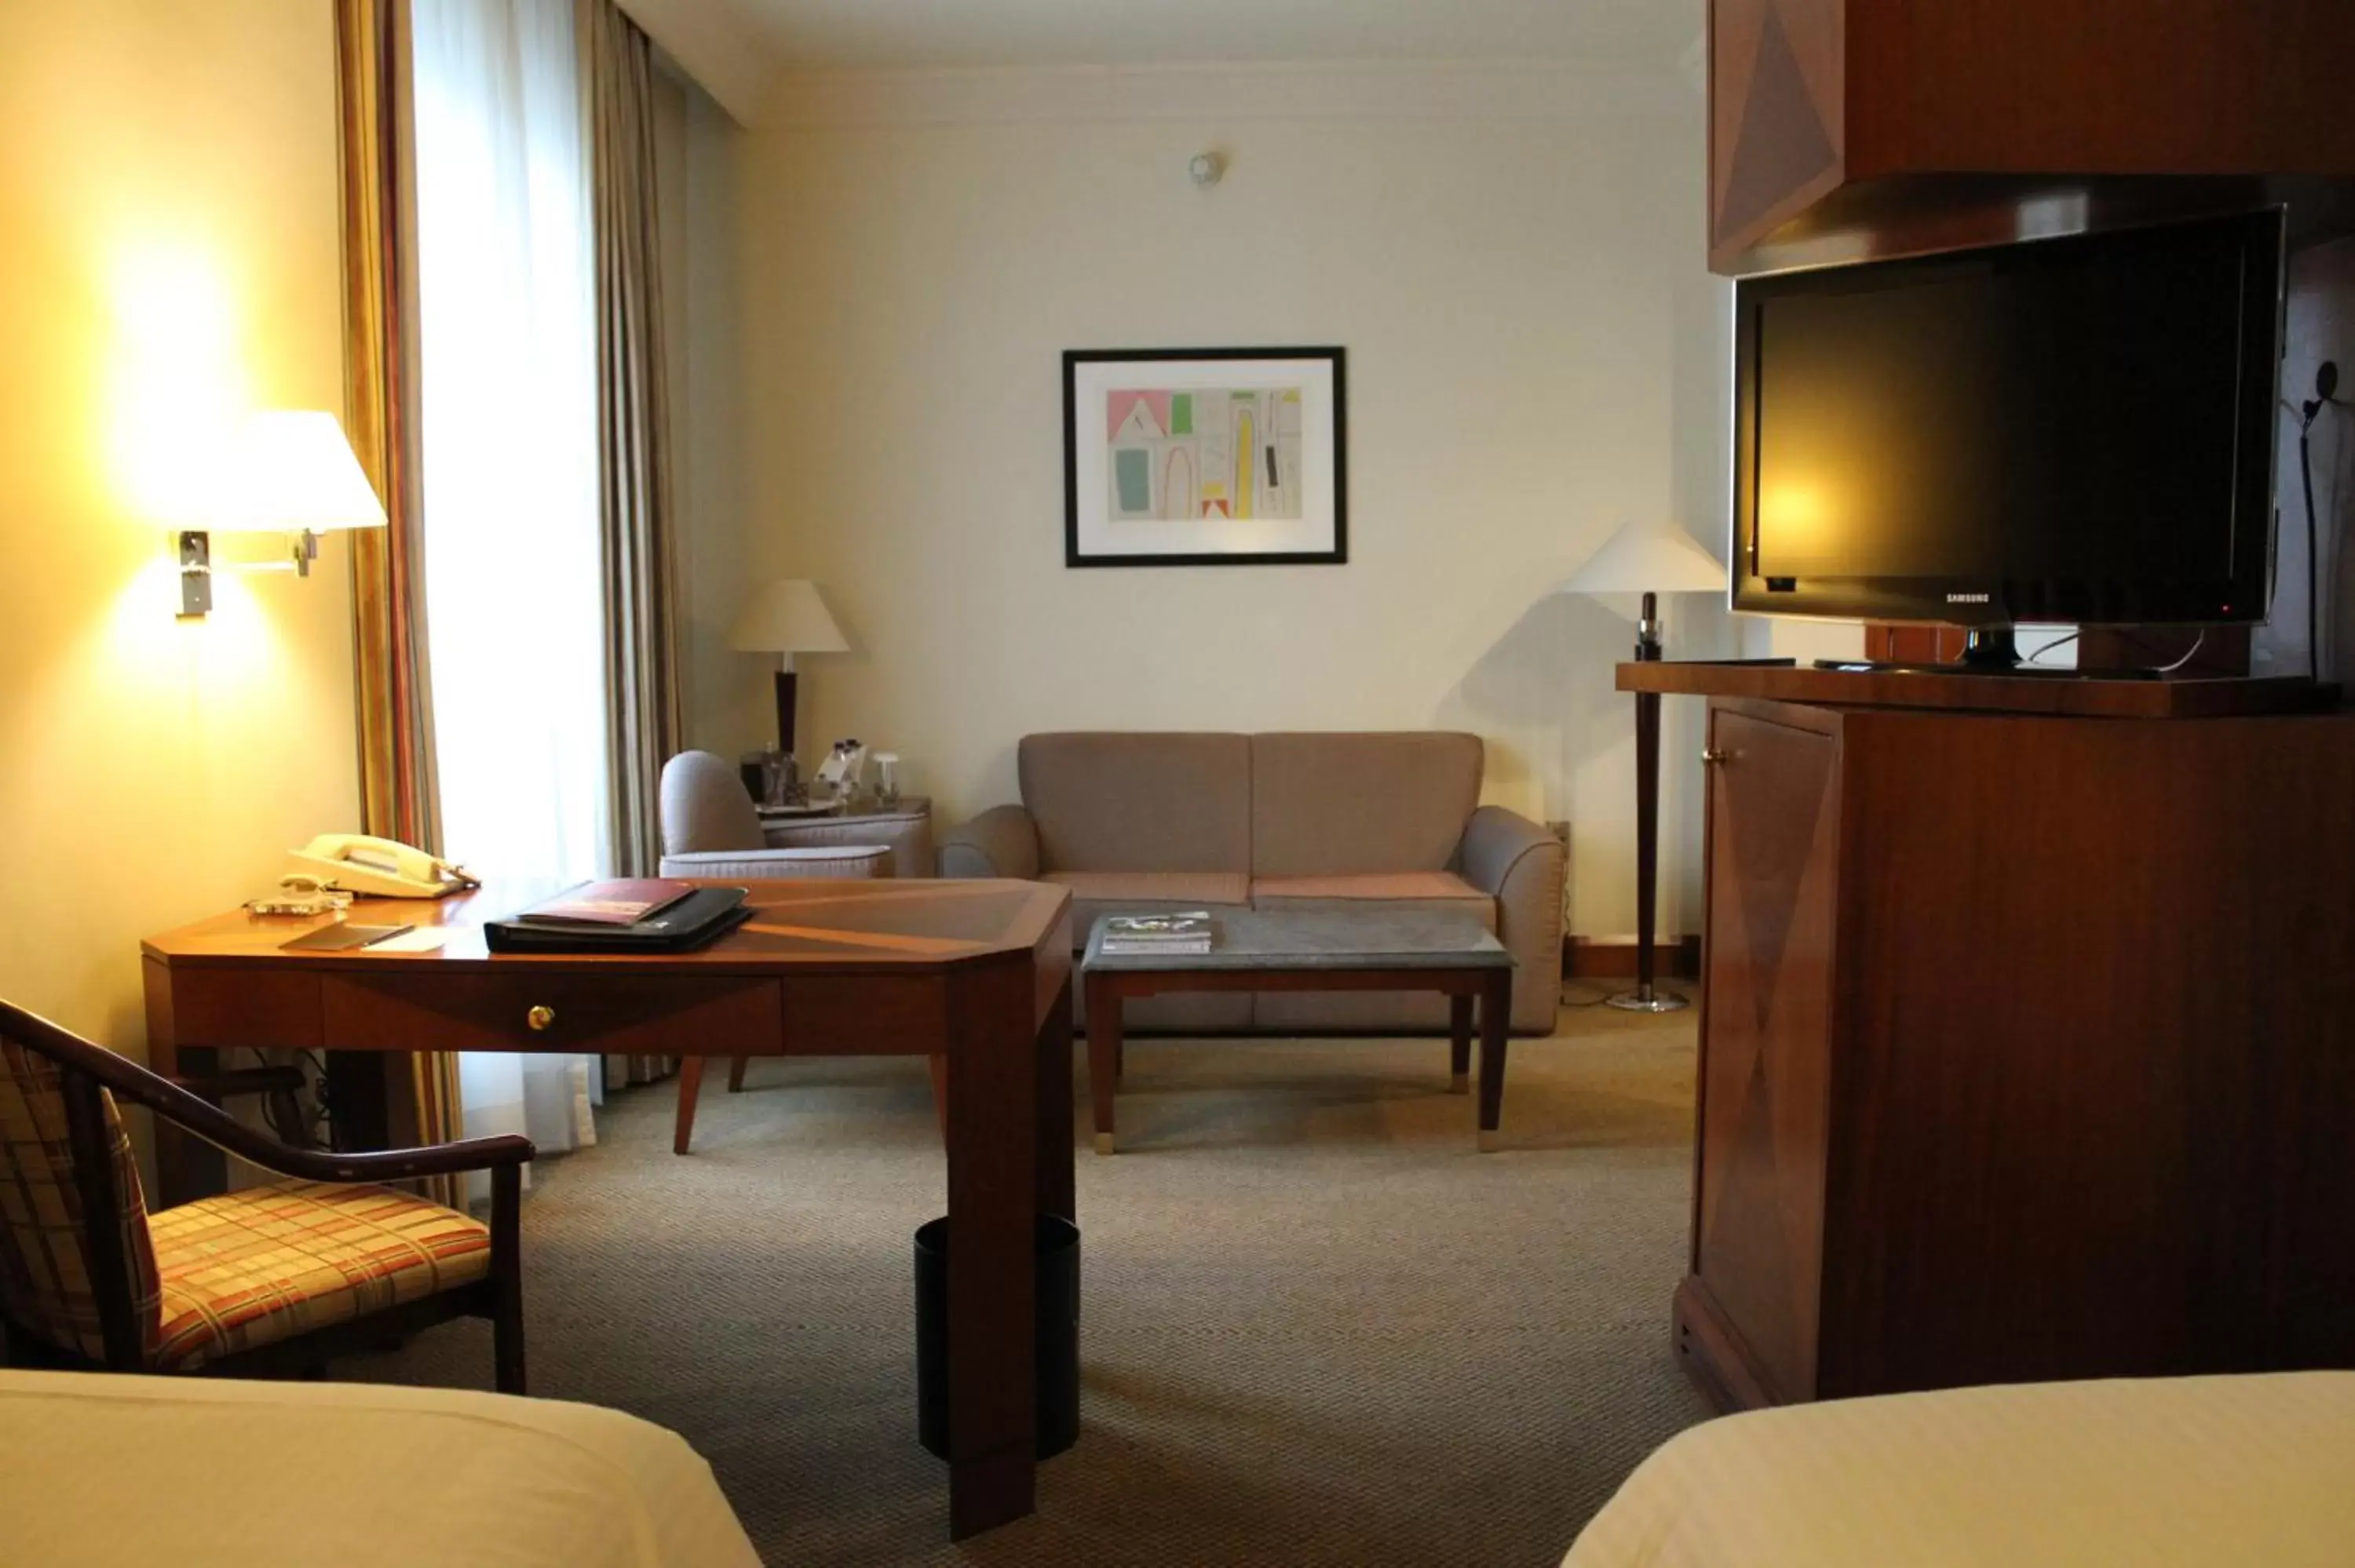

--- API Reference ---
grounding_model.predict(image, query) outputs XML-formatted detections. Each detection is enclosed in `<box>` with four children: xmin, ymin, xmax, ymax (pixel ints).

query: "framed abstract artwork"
<box><xmin>1064</xmin><ymin>347</ymin><xmax>1347</xmax><ymax>567</ymax></box>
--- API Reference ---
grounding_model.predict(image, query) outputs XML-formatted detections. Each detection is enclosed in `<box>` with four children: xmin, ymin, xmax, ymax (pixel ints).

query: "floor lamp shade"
<box><xmin>1559</xmin><ymin>524</ymin><xmax>1728</xmax><ymax>1013</ymax></box>
<box><xmin>1557</xmin><ymin>523</ymin><xmax>1729</xmax><ymax>596</ymax></box>
<box><xmin>729</xmin><ymin>580</ymin><xmax>848</xmax><ymax>758</ymax></box>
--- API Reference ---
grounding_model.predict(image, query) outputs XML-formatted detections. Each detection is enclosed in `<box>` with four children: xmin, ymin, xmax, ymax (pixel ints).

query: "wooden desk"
<box><xmin>141</xmin><ymin>878</ymin><xmax>1075</xmax><ymax>1541</ymax></box>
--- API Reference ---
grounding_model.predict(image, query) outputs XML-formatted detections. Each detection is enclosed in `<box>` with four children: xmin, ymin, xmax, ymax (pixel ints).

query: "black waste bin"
<box><xmin>915</xmin><ymin>1214</ymin><xmax>1079</xmax><ymax>1460</ymax></box>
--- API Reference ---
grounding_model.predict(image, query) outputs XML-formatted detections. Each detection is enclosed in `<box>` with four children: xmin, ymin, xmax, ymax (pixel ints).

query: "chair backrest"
<box><xmin>660</xmin><ymin>750</ymin><xmax>766</xmax><ymax>854</ymax></box>
<box><xmin>0</xmin><ymin>1011</ymin><xmax>162</xmax><ymax>1367</ymax></box>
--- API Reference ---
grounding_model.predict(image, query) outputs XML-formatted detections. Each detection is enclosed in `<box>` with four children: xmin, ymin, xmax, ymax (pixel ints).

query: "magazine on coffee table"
<box><xmin>1099</xmin><ymin>912</ymin><xmax>1214</xmax><ymax>955</ymax></box>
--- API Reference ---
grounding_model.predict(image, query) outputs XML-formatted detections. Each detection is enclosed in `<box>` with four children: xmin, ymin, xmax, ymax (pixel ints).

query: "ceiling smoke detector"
<box><xmin>1188</xmin><ymin>151</ymin><xmax>1225</xmax><ymax>189</ymax></box>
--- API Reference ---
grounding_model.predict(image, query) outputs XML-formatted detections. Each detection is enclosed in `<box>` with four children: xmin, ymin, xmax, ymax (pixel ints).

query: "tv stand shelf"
<box><xmin>1618</xmin><ymin>662</ymin><xmax>2339</xmax><ymax>720</ymax></box>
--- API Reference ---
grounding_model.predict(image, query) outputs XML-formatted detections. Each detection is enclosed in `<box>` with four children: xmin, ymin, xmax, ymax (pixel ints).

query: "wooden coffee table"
<box><xmin>1081</xmin><ymin>910</ymin><xmax>1516</xmax><ymax>1154</ymax></box>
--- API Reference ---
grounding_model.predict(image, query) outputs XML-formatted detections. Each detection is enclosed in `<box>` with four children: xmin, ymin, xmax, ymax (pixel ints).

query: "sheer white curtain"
<box><xmin>412</xmin><ymin>0</ymin><xmax>605</xmax><ymax>1157</ymax></box>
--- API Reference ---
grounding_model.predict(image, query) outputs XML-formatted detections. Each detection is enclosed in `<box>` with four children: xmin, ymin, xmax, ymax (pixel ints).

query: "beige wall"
<box><xmin>0</xmin><ymin>1</ymin><xmax>360</xmax><ymax>1056</ymax></box>
<box><xmin>688</xmin><ymin>67</ymin><xmax>1734</xmax><ymax>936</ymax></box>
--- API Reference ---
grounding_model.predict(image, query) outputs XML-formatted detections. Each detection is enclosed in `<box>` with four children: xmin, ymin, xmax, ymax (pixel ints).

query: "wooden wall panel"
<box><xmin>1711</xmin><ymin>0</ymin><xmax>2355</xmax><ymax>272</ymax></box>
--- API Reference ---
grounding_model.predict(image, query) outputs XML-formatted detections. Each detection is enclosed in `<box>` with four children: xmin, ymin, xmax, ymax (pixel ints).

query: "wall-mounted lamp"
<box><xmin>177</xmin><ymin>410</ymin><xmax>385</xmax><ymax>616</ymax></box>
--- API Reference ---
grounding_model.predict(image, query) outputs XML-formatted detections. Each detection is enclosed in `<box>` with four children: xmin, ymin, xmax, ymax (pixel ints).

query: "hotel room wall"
<box><xmin>0</xmin><ymin>1</ymin><xmax>359</xmax><ymax>1056</ymax></box>
<box><xmin>688</xmin><ymin>67</ymin><xmax>1731</xmax><ymax>939</ymax></box>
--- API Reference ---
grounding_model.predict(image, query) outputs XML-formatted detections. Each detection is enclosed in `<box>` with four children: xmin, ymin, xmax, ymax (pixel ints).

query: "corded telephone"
<box><xmin>286</xmin><ymin>834</ymin><xmax>479</xmax><ymax>899</ymax></box>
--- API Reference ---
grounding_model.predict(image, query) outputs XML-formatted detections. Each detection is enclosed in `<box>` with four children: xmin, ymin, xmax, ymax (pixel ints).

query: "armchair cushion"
<box><xmin>657</xmin><ymin>844</ymin><xmax>890</xmax><ymax>882</ymax></box>
<box><xmin>150</xmin><ymin>1182</ymin><xmax>490</xmax><ymax>1372</ymax></box>
<box><xmin>0</xmin><ymin>1038</ymin><xmax>162</xmax><ymax>1363</ymax></box>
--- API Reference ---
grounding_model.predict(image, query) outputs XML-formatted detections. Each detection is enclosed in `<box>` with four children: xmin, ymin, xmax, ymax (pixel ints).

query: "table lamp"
<box><xmin>728</xmin><ymin>578</ymin><xmax>848</xmax><ymax>762</ymax></box>
<box><xmin>1558</xmin><ymin>522</ymin><xmax>1729</xmax><ymax>1012</ymax></box>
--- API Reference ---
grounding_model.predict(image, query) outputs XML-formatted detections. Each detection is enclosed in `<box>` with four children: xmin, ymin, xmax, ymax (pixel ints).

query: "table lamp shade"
<box><xmin>1559</xmin><ymin>523</ymin><xmax>1727</xmax><ymax>596</ymax></box>
<box><xmin>211</xmin><ymin>410</ymin><xmax>386</xmax><ymax>533</ymax></box>
<box><xmin>729</xmin><ymin>579</ymin><xmax>849</xmax><ymax>655</ymax></box>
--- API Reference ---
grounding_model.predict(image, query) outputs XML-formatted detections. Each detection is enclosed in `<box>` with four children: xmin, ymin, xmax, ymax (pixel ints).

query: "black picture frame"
<box><xmin>1063</xmin><ymin>346</ymin><xmax>1348</xmax><ymax>568</ymax></box>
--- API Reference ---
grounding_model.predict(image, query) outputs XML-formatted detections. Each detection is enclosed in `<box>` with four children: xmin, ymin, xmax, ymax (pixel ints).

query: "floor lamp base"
<box><xmin>1605</xmin><ymin>986</ymin><xmax>1691</xmax><ymax>1013</ymax></box>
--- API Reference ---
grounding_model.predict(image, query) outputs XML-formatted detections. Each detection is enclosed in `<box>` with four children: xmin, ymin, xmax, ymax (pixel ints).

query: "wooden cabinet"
<box><xmin>1677</xmin><ymin>693</ymin><xmax>2355</xmax><ymax>1409</ymax></box>
<box><xmin>1689</xmin><ymin>708</ymin><xmax>1838</xmax><ymax>1404</ymax></box>
<box><xmin>1710</xmin><ymin>0</ymin><xmax>2355</xmax><ymax>273</ymax></box>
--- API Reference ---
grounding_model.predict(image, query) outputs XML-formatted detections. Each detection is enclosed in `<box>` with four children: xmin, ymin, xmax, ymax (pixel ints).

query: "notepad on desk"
<box><xmin>484</xmin><ymin>884</ymin><xmax>753</xmax><ymax>954</ymax></box>
<box><xmin>516</xmin><ymin>879</ymin><xmax>697</xmax><ymax>927</ymax></box>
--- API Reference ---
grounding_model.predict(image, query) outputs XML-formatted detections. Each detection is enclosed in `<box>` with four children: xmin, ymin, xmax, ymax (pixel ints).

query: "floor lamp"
<box><xmin>1558</xmin><ymin>523</ymin><xmax>1730</xmax><ymax>1012</ymax></box>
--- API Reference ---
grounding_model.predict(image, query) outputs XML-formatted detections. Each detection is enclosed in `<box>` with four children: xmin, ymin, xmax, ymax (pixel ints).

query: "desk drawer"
<box><xmin>319</xmin><ymin>971</ymin><xmax>780</xmax><ymax>1056</ymax></box>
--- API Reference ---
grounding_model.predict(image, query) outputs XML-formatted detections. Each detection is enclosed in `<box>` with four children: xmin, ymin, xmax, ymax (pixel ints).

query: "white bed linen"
<box><xmin>1565</xmin><ymin>1372</ymin><xmax>2355</xmax><ymax>1568</ymax></box>
<box><xmin>0</xmin><ymin>1369</ymin><xmax>761</xmax><ymax>1568</ymax></box>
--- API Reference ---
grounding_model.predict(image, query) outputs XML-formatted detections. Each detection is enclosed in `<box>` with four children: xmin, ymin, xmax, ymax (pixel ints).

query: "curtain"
<box><xmin>590</xmin><ymin>0</ymin><xmax>684</xmax><ymax>881</ymax></box>
<box><xmin>591</xmin><ymin>0</ymin><xmax>681</xmax><ymax>1088</ymax></box>
<box><xmin>410</xmin><ymin>0</ymin><xmax>605</xmax><ymax>1161</ymax></box>
<box><xmin>335</xmin><ymin>0</ymin><xmax>464</xmax><ymax>1206</ymax></box>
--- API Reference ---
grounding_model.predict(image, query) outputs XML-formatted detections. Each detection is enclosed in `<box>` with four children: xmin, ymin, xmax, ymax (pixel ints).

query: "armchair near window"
<box><xmin>657</xmin><ymin>750</ymin><xmax>944</xmax><ymax>1153</ymax></box>
<box><xmin>0</xmin><ymin>1000</ymin><xmax>531</xmax><ymax>1392</ymax></box>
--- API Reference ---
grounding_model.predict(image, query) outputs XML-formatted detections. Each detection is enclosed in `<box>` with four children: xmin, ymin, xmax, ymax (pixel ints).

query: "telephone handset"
<box><xmin>287</xmin><ymin>834</ymin><xmax>480</xmax><ymax>899</ymax></box>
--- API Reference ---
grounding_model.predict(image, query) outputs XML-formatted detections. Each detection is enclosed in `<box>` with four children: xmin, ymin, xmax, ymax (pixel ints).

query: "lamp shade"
<box><xmin>211</xmin><ymin>410</ymin><xmax>386</xmax><ymax>533</ymax></box>
<box><xmin>729</xmin><ymin>579</ymin><xmax>849</xmax><ymax>655</ymax></box>
<box><xmin>1557</xmin><ymin>523</ymin><xmax>1727</xmax><ymax>596</ymax></box>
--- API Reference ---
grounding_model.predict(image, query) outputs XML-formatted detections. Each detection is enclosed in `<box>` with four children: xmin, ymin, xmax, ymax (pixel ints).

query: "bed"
<box><xmin>1565</xmin><ymin>1372</ymin><xmax>2355</xmax><ymax>1568</ymax></box>
<box><xmin>0</xmin><ymin>1369</ymin><xmax>760</xmax><ymax>1567</ymax></box>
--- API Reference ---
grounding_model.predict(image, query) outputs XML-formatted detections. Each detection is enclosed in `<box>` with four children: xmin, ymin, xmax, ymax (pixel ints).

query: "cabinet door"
<box><xmin>1692</xmin><ymin>707</ymin><xmax>1841</xmax><ymax>1403</ymax></box>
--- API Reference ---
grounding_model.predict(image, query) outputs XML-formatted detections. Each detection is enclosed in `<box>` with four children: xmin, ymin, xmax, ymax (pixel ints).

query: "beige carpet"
<box><xmin>351</xmin><ymin>997</ymin><xmax>1712</xmax><ymax>1566</ymax></box>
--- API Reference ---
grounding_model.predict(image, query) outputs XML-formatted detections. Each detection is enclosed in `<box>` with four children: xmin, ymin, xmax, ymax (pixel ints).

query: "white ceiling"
<box><xmin>731</xmin><ymin>0</ymin><xmax>1701</xmax><ymax>72</ymax></box>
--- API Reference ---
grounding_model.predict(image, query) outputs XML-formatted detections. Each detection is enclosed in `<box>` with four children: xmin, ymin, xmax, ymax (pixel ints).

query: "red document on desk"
<box><xmin>517</xmin><ymin>879</ymin><xmax>696</xmax><ymax>927</ymax></box>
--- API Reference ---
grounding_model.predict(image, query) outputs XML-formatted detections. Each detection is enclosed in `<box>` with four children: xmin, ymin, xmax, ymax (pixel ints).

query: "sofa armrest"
<box><xmin>938</xmin><ymin>804</ymin><xmax>1039</xmax><ymax>880</ymax></box>
<box><xmin>1459</xmin><ymin>806</ymin><xmax>1566</xmax><ymax>1034</ymax></box>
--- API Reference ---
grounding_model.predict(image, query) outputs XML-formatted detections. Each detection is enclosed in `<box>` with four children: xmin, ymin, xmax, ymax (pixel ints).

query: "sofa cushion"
<box><xmin>1250</xmin><ymin>872</ymin><xmax>1496</xmax><ymax>930</ymax></box>
<box><xmin>1249</xmin><ymin>732</ymin><xmax>1484</xmax><ymax>877</ymax></box>
<box><xmin>1044</xmin><ymin>870</ymin><xmax>1251</xmax><ymax>952</ymax></box>
<box><xmin>1020</xmin><ymin>733</ymin><xmax>1251</xmax><ymax>874</ymax></box>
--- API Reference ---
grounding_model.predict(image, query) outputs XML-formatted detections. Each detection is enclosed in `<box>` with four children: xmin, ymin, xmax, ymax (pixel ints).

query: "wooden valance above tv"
<box><xmin>1711</xmin><ymin>0</ymin><xmax>2355</xmax><ymax>275</ymax></box>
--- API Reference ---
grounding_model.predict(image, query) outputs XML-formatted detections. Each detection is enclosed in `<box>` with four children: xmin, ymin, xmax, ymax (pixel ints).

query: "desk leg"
<box><xmin>943</xmin><ymin>959</ymin><xmax>1040</xmax><ymax>1541</ymax></box>
<box><xmin>1448</xmin><ymin>994</ymin><xmax>1473</xmax><ymax>1093</ymax></box>
<box><xmin>1086</xmin><ymin>975</ymin><xmax>1120</xmax><ymax>1156</ymax></box>
<box><xmin>1038</xmin><ymin>977</ymin><xmax>1075</xmax><ymax>1221</ymax></box>
<box><xmin>1477</xmin><ymin>970</ymin><xmax>1511</xmax><ymax>1154</ymax></box>
<box><xmin>143</xmin><ymin>957</ymin><xmax>218</xmax><ymax>1205</ymax></box>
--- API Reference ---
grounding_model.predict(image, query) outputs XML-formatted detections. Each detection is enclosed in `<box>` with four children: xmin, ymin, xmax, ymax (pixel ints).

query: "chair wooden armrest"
<box><xmin>9</xmin><ymin>1004</ymin><xmax>535</xmax><ymax>1183</ymax></box>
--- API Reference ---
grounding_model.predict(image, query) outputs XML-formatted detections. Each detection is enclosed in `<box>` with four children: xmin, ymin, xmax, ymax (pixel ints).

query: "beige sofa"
<box><xmin>940</xmin><ymin>732</ymin><xmax>1564</xmax><ymax>1034</ymax></box>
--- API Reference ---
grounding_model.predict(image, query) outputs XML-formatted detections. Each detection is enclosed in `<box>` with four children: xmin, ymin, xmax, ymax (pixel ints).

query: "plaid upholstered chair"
<box><xmin>0</xmin><ymin>999</ymin><xmax>531</xmax><ymax>1391</ymax></box>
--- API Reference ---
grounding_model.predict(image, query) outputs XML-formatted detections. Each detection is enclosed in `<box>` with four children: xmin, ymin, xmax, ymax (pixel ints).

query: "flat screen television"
<box><xmin>1731</xmin><ymin>210</ymin><xmax>2285</xmax><ymax>638</ymax></box>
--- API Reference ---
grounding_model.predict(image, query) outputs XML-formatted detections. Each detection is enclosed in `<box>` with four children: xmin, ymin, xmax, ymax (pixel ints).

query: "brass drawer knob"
<box><xmin>526</xmin><ymin>1005</ymin><xmax>557</xmax><ymax>1031</ymax></box>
